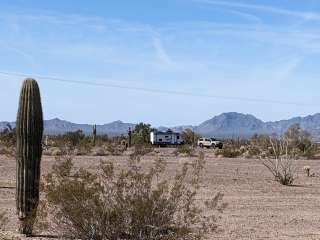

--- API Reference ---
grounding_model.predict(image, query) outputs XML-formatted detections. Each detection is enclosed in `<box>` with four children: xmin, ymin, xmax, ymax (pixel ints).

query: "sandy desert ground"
<box><xmin>1</xmin><ymin>149</ymin><xmax>320</xmax><ymax>240</ymax></box>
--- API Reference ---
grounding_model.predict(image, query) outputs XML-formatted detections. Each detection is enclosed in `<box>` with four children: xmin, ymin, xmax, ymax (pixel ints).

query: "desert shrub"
<box><xmin>259</xmin><ymin>139</ymin><xmax>297</xmax><ymax>185</ymax></box>
<box><xmin>49</xmin><ymin>130</ymin><xmax>91</xmax><ymax>150</ymax></box>
<box><xmin>94</xmin><ymin>134</ymin><xmax>110</xmax><ymax>146</ymax></box>
<box><xmin>40</xmin><ymin>154</ymin><xmax>225</xmax><ymax>240</ymax></box>
<box><xmin>248</xmin><ymin>134</ymin><xmax>271</xmax><ymax>157</ymax></box>
<box><xmin>0</xmin><ymin>124</ymin><xmax>16</xmax><ymax>156</ymax></box>
<box><xmin>131</xmin><ymin>143</ymin><xmax>153</xmax><ymax>157</ymax></box>
<box><xmin>106</xmin><ymin>143</ymin><xmax>127</xmax><ymax>156</ymax></box>
<box><xmin>216</xmin><ymin>147</ymin><xmax>242</xmax><ymax>158</ymax></box>
<box><xmin>283</xmin><ymin>124</ymin><xmax>316</xmax><ymax>158</ymax></box>
<box><xmin>132</xmin><ymin>122</ymin><xmax>152</xmax><ymax>145</ymax></box>
<box><xmin>0</xmin><ymin>124</ymin><xmax>16</xmax><ymax>147</ymax></box>
<box><xmin>90</xmin><ymin>146</ymin><xmax>108</xmax><ymax>156</ymax></box>
<box><xmin>215</xmin><ymin>139</ymin><xmax>247</xmax><ymax>158</ymax></box>
<box><xmin>173</xmin><ymin>145</ymin><xmax>196</xmax><ymax>157</ymax></box>
<box><xmin>181</xmin><ymin>129</ymin><xmax>200</xmax><ymax>147</ymax></box>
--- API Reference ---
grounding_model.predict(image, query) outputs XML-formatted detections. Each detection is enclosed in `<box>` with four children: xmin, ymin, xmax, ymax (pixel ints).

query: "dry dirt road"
<box><xmin>1</xmin><ymin>149</ymin><xmax>320</xmax><ymax>240</ymax></box>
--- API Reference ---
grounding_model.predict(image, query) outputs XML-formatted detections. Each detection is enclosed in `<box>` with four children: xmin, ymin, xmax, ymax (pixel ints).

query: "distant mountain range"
<box><xmin>1</xmin><ymin>112</ymin><xmax>320</xmax><ymax>139</ymax></box>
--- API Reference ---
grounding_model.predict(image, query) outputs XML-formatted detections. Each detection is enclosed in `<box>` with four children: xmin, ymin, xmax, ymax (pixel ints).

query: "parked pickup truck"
<box><xmin>197</xmin><ymin>137</ymin><xmax>223</xmax><ymax>149</ymax></box>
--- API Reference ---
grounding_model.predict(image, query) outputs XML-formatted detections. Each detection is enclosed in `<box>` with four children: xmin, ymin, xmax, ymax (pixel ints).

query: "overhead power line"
<box><xmin>0</xmin><ymin>70</ymin><xmax>318</xmax><ymax>107</ymax></box>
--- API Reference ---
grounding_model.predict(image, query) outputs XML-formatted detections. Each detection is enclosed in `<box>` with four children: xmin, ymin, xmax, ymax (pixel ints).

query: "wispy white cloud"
<box><xmin>224</xmin><ymin>9</ymin><xmax>262</xmax><ymax>23</ymax></box>
<box><xmin>194</xmin><ymin>0</ymin><xmax>320</xmax><ymax>20</ymax></box>
<box><xmin>152</xmin><ymin>37</ymin><xmax>176</xmax><ymax>67</ymax></box>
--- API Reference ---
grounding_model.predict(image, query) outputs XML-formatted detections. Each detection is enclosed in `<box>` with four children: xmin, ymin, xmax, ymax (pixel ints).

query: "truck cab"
<box><xmin>197</xmin><ymin>137</ymin><xmax>223</xmax><ymax>149</ymax></box>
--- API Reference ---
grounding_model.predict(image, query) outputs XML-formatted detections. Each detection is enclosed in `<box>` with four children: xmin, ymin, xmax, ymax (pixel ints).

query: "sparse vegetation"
<box><xmin>181</xmin><ymin>129</ymin><xmax>200</xmax><ymax>147</ymax></box>
<box><xmin>132</xmin><ymin>122</ymin><xmax>152</xmax><ymax>145</ymax></box>
<box><xmin>283</xmin><ymin>123</ymin><xmax>316</xmax><ymax>159</ymax></box>
<box><xmin>259</xmin><ymin>139</ymin><xmax>297</xmax><ymax>186</ymax></box>
<box><xmin>173</xmin><ymin>144</ymin><xmax>196</xmax><ymax>157</ymax></box>
<box><xmin>131</xmin><ymin>143</ymin><xmax>154</xmax><ymax>157</ymax></box>
<box><xmin>0</xmin><ymin>124</ymin><xmax>16</xmax><ymax>156</ymax></box>
<box><xmin>40</xmin><ymin>153</ymin><xmax>225</xmax><ymax>240</ymax></box>
<box><xmin>215</xmin><ymin>139</ymin><xmax>248</xmax><ymax>158</ymax></box>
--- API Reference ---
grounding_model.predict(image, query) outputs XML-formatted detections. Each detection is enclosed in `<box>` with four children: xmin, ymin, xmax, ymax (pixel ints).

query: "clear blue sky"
<box><xmin>1</xmin><ymin>0</ymin><xmax>320</xmax><ymax>126</ymax></box>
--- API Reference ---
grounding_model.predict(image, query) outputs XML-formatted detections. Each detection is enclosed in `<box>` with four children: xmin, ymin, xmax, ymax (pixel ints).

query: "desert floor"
<box><xmin>1</xmin><ymin>149</ymin><xmax>320</xmax><ymax>240</ymax></box>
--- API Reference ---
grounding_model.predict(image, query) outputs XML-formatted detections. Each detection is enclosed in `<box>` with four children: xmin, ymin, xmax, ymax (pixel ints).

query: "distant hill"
<box><xmin>1</xmin><ymin>112</ymin><xmax>320</xmax><ymax>139</ymax></box>
<box><xmin>0</xmin><ymin>118</ymin><xmax>135</xmax><ymax>136</ymax></box>
<box><xmin>157</xmin><ymin>112</ymin><xmax>320</xmax><ymax>139</ymax></box>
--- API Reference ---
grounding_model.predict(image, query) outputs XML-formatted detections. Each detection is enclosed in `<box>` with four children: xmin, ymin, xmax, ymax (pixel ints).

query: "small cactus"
<box><xmin>16</xmin><ymin>78</ymin><xmax>43</xmax><ymax>235</ymax></box>
<box><xmin>128</xmin><ymin>127</ymin><xmax>132</xmax><ymax>148</ymax></box>
<box><xmin>92</xmin><ymin>124</ymin><xmax>97</xmax><ymax>146</ymax></box>
<box><xmin>303</xmin><ymin>165</ymin><xmax>311</xmax><ymax>177</ymax></box>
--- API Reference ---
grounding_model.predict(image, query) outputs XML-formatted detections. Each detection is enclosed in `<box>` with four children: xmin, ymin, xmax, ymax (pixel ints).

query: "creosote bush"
<box><xmin>40</xmin><ymin>154</ymin><xmax>225</xmax><ymax>240</ymax></box>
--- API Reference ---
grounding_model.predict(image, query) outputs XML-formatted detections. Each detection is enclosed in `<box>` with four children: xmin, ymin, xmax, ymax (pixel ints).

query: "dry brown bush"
<box><xmin>106</xmin><ymin>143</ymin><xmax>127</xmax><ymax>156</ymax></box>
<box><xmin>259</xmin><ymin>139</ymin><xmax>297</xmax><ymax>186</ymax></box>
<box><xmin>131</xmin><ymin>143</ymin><xmax>154</xmax><ymax>157</ymax></box>
<box><xmin>39</xmin><ymin>153</ymin><xmax>225</xmax><ymax>240</ymax></box>
<box><xmin>173</xmin><ymin>145</ymin><xmax>196</xmax><ymax>157</ymax></box>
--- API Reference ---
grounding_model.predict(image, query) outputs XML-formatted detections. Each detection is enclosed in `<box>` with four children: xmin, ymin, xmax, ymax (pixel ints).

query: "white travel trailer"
<box><xmin>150</xmin><ymin>129</ymin><xmax>182</xmax><ymax>146</ymax></box>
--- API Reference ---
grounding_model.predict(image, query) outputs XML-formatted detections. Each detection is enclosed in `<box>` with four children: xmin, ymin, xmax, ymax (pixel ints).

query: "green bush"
<box><xmin>283</xmin><ymin>124</ymin><xmax>316</xmax><ymax>159</ymax></box>
<box><xmin>40</xmin><ymin>154</ymin><xmax>225</xmax><ymax>240</ymax></box>
<box><xmin>132</xmin><ymin>122</ymin><xmax>152</xmax><ymax>145</ymax></box>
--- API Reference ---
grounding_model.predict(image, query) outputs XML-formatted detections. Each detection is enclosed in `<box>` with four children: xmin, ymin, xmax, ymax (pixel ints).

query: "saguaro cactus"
<box><xmin>16</xmin><ymin>78</ymin><xmax>43</xmax><ymax>235</ymax></box>
<box><xmin>92</xmin><ymin>124</ymin><xmax>97</xmax><ymax>146</ymax></box>
<box><xmin>128</xmin><ymin>127</ymin><xmax>132</xmax><ymax>148</ymax></box>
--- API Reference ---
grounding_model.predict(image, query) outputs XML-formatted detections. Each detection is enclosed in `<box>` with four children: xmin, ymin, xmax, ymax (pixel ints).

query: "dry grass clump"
<box><xmin>173</xmin><ymin>145</ymin><xmax>196</xmax><ymax>157</ymax></box>
<box><xmin>39</xmin><ymin>154</ymin><xmax>225</xmax><ymax>240</ymax></box>
<box><xmin>131</xmin><ymin>143</ymin><xmax>154</xmax><ymax>157</ymax></box>
<box><xmin>106</xmin><ymin>142</ymin><xmax>127</xmax><ymax>156</ymax></box>
<box><xmin>90</xmin><ymin>146</ymin><xmax>108</xmax><ymax>156</ymax></box>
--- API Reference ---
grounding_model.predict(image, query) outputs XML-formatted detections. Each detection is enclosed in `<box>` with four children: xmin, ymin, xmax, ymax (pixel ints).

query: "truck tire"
<box><xmin>199</xmin><ymin>143</ymin><xmax>203</xmax><ymax>148</ymax></box>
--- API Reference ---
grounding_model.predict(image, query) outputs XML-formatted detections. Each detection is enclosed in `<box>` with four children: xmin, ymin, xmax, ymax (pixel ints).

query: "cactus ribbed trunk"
<box><xmin>92</xmin><ymin>124</ymin><xmax>97</xmax><ymax>146</ymax></box>
<box><xmin>16</xmin><ymin>78</ymin><xmax>43</xmax><ymax>235</ymax></box>
<box><xmin>128</xmin><ymin>128</ymin><xmax>132</xmax><ymax>148</ymax></box>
